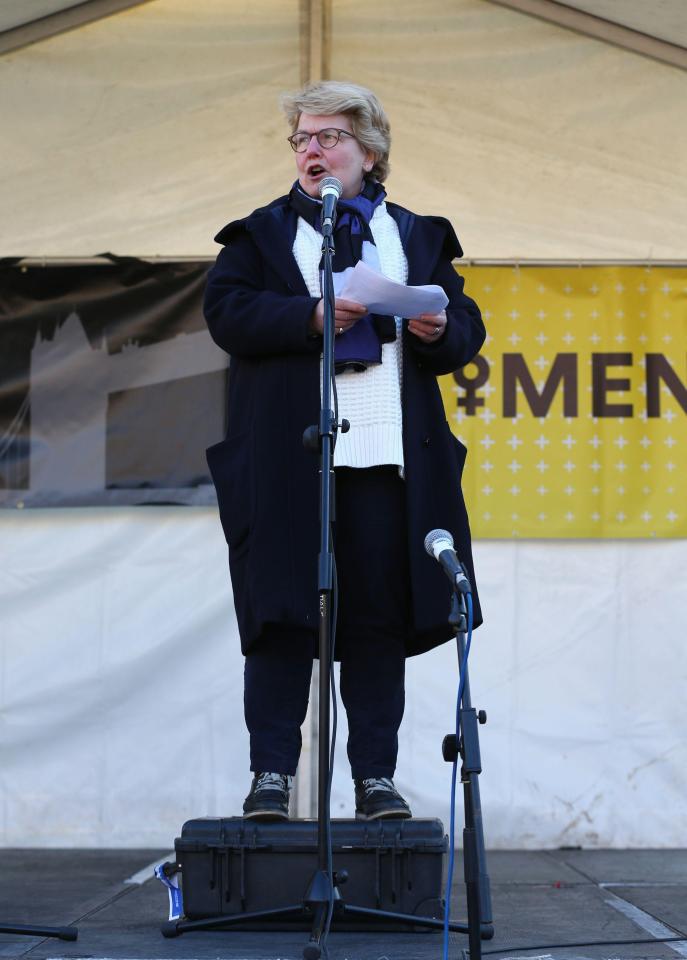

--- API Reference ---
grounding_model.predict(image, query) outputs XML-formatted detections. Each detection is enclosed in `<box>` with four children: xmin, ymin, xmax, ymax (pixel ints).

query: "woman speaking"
<box><xmin>204</xmin><ymin>81</ymin><xmax>485</xmax><ymax>823</ymax></box>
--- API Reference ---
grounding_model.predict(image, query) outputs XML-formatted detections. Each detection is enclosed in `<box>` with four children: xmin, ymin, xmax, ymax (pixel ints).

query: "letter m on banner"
<box><xmin>502</xmin><ymin>354</ymin><xmax>578</xmax><ymax>418</ymax></box>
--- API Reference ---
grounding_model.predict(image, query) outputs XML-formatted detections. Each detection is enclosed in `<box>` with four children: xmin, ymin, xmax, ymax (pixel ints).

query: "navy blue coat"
<box><xmin>204</xmin><ymin>195</ymin><xmax>485</xmax><ymax>656</ymax></box>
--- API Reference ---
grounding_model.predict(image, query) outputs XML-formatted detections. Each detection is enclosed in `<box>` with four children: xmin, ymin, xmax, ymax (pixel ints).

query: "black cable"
<box><xmin>480</xmin><ymin>934</ymin><xmax>687</xmax><ymax>955</ymax></box>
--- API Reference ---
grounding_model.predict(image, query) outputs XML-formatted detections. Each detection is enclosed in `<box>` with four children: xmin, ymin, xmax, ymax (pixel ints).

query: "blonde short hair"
<box><xmin>281</xmin><ymin>80</ymin><xmax>391</xmax><ymax>183</ymax></box>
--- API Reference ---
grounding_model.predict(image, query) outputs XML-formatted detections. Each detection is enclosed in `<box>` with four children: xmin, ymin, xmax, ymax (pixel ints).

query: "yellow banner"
<box><xmin>440</xmin><ymin>265</ymin><xmax>687</xmax><ymax>538</ymax></box>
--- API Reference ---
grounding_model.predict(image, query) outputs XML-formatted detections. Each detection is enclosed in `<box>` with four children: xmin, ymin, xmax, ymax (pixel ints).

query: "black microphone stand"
<box><xmin>299</xmin><ymin>196</ymin><xmax>343</xmax><ymax>959</ymax></box>
<box><xmin>0</xmin><ymin>921</ymin><xmax>77</xmax><ymax>941</ymax></box>
<box><xmin>440</xmin><ymin>584</ymin><xmax>494</xmax><ymax>960</ymax></box>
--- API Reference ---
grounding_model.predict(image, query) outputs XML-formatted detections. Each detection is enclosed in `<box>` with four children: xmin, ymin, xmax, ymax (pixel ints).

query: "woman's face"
<box><xmin>294</xmin><ymin>112</ymin><xmax>375</xmax><ymax>200</ymax></box>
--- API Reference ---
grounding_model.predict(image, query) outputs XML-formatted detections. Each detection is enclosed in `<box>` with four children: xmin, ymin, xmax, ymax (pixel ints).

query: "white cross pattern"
<box><xmin>445</xmin><ymin>263</ymin><xmax>682</xmax><ymax>538</ymax></box>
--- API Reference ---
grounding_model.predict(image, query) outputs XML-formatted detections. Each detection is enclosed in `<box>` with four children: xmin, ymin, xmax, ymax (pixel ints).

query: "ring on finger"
<box><xmin>434</xmin><ymin>325</ymin><xmax>441</xmax><ymax>336</ymax></box>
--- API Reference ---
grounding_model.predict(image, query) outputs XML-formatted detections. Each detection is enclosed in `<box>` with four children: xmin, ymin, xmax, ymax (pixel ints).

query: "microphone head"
<box><xmin>424</xmin><ymin>528</ymin><xmax>454</xmax><ymax>559</ymax></box>
<box><xmin>319</xmin><ymin>176</ymin><xmax>343</xmax><ymax>200</ymax></box>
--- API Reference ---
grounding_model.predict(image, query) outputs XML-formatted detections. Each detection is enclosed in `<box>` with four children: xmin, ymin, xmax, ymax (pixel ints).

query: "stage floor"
<box><xmin>1</xmin><ymin>846</ymin><xmax>686</xmax><ymax>960</ymax></box>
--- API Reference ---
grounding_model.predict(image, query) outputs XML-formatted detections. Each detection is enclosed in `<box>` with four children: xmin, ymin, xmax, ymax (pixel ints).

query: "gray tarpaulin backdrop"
<box><xmin>0</xmin><ymin>259</ymin><xmax>225</xmax><ymax>506</ymax></box>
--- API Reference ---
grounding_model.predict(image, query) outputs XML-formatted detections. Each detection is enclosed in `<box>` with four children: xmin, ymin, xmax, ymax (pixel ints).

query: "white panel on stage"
<box><xmin>1</xmin><ymin>508</ymin><xmax>685</xmax><ymax>848</ymax></box>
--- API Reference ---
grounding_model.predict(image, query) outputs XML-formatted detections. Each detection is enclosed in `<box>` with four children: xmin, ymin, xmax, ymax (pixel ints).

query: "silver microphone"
<box><xmin>424</xmin><ymin>528</ymin><xmax>472</xmax><ymax>594</ymax></box>
<box><xmin>319</xmin><ymin>176</ymin><xmax>343</xmax><ymax>233</ymax></box>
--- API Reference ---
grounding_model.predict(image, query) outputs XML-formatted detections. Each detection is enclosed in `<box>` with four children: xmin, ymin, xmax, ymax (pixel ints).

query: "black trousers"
<box><xmin>244</xmin><ymin>466</ymin><xmax>411</xmax><ymax>780</ymax></box>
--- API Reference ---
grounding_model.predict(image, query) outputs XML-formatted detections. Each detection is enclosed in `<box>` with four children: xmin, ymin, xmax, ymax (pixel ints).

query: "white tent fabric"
<box><xmin>1</xmin><ymin>507</ymin><xmax>685</xmax><ymax>848</ymax></box>
<box><xmin>1</xmin><ymin>0</ymin><xmax>686</xmax><ymax>258</ymax></box>
<box><xmin>1</xmin><ymin>0</ymin><xmax>686</xmax><ymax>847</ymax></box>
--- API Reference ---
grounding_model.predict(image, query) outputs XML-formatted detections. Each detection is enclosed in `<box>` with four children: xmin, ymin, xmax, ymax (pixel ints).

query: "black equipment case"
<box><xmin>174</xmin><ymin>817</ymin><xmax>447</xmax><ymax>929</ymax></box>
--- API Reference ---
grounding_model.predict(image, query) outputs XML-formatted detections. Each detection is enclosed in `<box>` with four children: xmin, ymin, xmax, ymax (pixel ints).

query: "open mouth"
<box><xmin>307</xmin><ymin>165</ymin><xmax>326</xmax><ymax>178</ymax></box>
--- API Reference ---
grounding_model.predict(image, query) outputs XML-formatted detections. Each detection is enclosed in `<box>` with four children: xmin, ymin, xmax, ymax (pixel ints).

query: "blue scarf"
<box><xmin>289</xmin><ymin>179</ymin><xmax>397</xmax><ymax>373</ymax></box>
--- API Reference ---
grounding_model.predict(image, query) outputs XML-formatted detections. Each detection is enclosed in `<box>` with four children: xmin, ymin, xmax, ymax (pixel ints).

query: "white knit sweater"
<box><xmin>292</xmin><ymin>203</ymin><xmax>407</xmax><ymax>469</ymax></box>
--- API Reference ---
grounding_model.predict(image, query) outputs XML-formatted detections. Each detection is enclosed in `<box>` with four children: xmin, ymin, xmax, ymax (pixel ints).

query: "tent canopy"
<box><xmin>1</xmin><ymin>0</ymin><xmax>685</xmax><ymax>258</ymax></box>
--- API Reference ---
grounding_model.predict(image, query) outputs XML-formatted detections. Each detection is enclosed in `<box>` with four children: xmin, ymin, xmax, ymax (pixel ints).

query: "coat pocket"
<box><xmin>206</xmin><ymin>431</ymin><xmax>252</xmax><ymax>549</ymax></box>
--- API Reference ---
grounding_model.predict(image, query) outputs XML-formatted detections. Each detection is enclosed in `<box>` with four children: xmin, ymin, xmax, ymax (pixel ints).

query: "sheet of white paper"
<box><xmin>338</xmin><ymin>260</ymin><xmax>448</xmax><ymax>317</ymax></box>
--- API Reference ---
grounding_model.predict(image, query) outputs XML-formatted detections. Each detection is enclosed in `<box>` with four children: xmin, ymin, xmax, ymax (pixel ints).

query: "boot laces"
<box><xmin>256</xmin><ymin>772</ymin><xmax>292</xmax><ymax>790</ymax></box>
<box><xmin>361</xmin><ymin>776</ymin><xmax>395</xmax><ymax>796</ymax></box>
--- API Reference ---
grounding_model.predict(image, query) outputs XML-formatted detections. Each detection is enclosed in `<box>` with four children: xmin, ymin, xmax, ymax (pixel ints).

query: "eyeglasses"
<box><xmin>287</xmin><ymin>128</ymin><xmax>355</xmax><ymax>153</ymax></box>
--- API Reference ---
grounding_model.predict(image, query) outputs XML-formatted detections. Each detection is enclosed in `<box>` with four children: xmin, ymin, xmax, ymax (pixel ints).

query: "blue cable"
<box><xmin>321</xmin><ymin>551</ymin><xmax>338</xmax><ymax>953</ymax></box>
<box><xmin>443</xmin><ymin>591</ymin><xmax>474</xmax><ymax>960</ymax></box>
<box><xmin>321</xmin><ymin>338</ymin><xmax>340</xmax><ymax>955</ymax></box>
